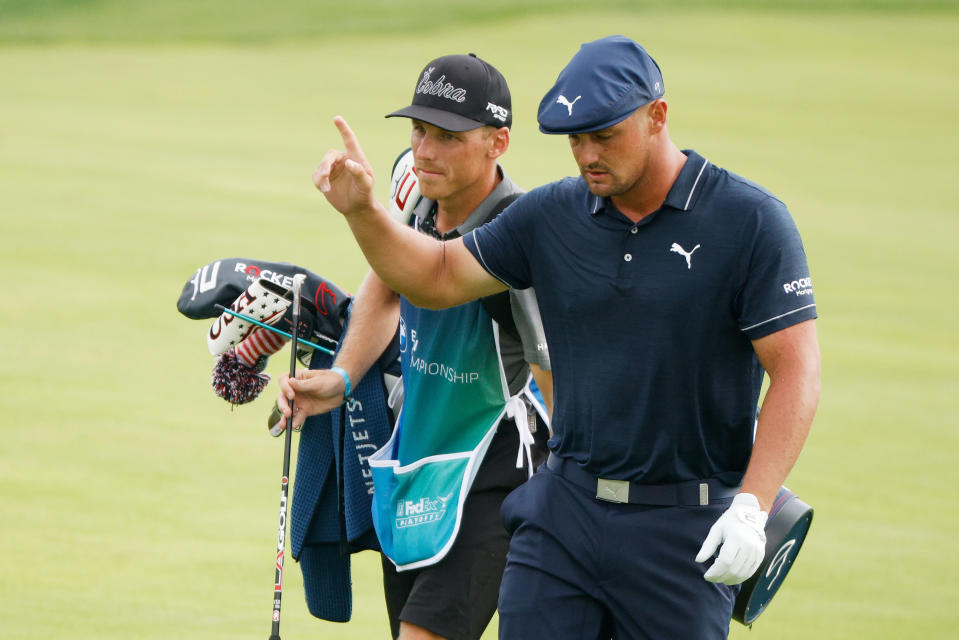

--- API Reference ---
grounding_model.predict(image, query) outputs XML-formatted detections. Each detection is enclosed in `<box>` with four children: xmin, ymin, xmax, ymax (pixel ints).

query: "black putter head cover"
<box><xmin>732</xmin><ymin>487</ymin><xmax>814</xmax><ymax>625</ymax></box>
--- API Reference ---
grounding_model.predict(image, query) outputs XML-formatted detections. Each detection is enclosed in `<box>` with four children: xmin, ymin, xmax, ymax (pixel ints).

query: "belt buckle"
<box><xmin>596</xmin><ymin>478</ymin><xmax>630</xmax><ymax>503</ymax></box>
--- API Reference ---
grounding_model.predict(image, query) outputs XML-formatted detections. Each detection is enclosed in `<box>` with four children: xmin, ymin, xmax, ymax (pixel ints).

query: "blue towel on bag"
<box><xmin>290</xmin><ymin>308</ymin><xmax>396</xmax><ymax>622</ymax></box>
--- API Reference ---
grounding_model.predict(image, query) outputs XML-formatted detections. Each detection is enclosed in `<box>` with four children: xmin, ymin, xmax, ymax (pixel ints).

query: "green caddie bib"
<box><xmin>369</xmin><ymin>298</ymin><xmax>510</xmax><ymax>570</ymax></box>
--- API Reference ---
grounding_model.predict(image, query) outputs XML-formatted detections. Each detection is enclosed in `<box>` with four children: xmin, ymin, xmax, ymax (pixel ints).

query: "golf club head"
<box><xmin>268</xmin><ymin>402</ymin><xmax>284</xmax><ymax>437</ymax></box>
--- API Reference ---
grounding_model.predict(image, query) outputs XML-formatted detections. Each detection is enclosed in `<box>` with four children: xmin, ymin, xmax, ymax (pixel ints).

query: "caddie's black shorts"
<box><xmin>381</xmin><ymin>488</ymin><xmax>512</xmax><ymax>640</ymax></box>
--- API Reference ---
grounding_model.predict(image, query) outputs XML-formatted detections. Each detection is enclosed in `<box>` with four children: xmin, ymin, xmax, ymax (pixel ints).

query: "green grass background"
<box><xmin>2</xmin><ymin>1</ymin><xmax>957</xmax><ymax>638</ymax></box>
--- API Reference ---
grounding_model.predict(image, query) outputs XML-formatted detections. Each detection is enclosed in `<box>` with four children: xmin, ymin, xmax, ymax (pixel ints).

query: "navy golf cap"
<box><xmin>538</xmin><ymin>35</ymin><xmax>664</xmax><ymax>134</ymax></box>
<box><xmin>387</xmin><ymin>53</ymin><xmax>512</xmax><ymax>131</ymax></box>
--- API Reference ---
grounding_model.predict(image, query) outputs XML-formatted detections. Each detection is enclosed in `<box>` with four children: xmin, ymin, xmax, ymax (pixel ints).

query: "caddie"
<box><xmin>278</xmin><ymin>52</ymin><xmax>551</xmax><ymax>640</ymax></box>
<box><xmin>303</xmin><ymin>34</ymin><xmax>821</xmax><ymax>639</ymax></box>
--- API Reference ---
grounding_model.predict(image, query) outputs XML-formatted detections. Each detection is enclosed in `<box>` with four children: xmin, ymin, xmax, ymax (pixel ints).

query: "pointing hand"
<box><xmin>312</xmin><ymin>116</ymin><xmax>376</xmax><ymax>217</ymax></box>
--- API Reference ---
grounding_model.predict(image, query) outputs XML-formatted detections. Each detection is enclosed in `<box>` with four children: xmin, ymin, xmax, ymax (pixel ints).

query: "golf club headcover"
<box><xmin>207</xmin><ymin>277</ymin><xmax>291</xmax><ymax>356</ymax></box>
<box><xmin>388</xmin><ymin>148</ymin><xmax>421</xmax><ymax>225</ymax></box>
<box><xmin>211</xmin><ymin>349</ymin><xmax>270</xmax><ymax>406</ymax></box>
<box><xmin>212</xmin><ymin>325</ymin><xmax>291</xmax><ymax>406</ymax></box>
<box><xmin>235</xmin><ymin>326</ymin><xmax>289</xmax><ymax>369</ymax></box>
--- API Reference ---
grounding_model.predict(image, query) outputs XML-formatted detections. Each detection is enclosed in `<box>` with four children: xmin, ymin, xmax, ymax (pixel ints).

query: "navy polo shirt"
<box><xmin>462</xmin><ymin>150</ymin><xmax>817</xmax><ymax>484</ymax></box>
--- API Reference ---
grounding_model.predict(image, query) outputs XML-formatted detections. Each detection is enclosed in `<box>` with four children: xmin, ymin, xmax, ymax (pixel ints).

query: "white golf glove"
<box><xmin>695</xmin><ymin>492</ymin><xmax>768</xmax><ymax>585</ymax></box>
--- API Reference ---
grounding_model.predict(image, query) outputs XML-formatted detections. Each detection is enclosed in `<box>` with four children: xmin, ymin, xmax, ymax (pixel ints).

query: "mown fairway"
<box><xmin>1</xmin><ymin>2</ymin><xmax>957</xmax><ymax>638</ymax></box>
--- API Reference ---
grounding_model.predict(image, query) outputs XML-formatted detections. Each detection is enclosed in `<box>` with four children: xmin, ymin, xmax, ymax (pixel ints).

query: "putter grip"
<box><xmin>291</xmin><ymin>274</ymin><xmax>305</xmax><ymax>319</ymax></box>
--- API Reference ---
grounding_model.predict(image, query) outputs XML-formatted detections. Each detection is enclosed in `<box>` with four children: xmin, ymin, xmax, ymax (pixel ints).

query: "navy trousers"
<box><xmin>497</xmin><ymin>465</ymin><xmax>738</xmax><ymax>640</ymax></box>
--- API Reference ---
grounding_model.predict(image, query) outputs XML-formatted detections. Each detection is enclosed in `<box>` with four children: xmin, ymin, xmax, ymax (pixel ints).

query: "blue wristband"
<box><xmin>330</xmin><ymin>366</ymin><xmax>352</xmax><ymax>401</ymax></box>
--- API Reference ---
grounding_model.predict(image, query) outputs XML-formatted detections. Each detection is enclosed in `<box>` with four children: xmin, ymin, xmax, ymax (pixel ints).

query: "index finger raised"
<box><xmin>333</xmin><ymin>116</ymin><xmax>365</xmax><ymax>160</ymax></box>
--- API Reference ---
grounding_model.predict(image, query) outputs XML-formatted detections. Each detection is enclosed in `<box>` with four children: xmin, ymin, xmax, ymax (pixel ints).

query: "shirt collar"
<box><xmin>662</xmin><ymin>149</ymin><xmax>709</xmax><ymax>212</ymax></box>
<box><xmin>459</xmin><ymin>165</ymin><xmax>516</xmax><ymax>234</ymax></box>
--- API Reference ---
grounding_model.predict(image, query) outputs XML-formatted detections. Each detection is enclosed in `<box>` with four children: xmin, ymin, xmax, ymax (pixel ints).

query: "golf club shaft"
<box><xmin>269</xmin><ymin>274</ymin><xmax>305</xmax><ymax>640</ymax></box>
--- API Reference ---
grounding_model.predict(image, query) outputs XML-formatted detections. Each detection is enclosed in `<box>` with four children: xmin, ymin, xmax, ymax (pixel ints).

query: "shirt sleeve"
<box><xmin>462</xmin><ymin>193</ymin><xmax>535</xmax><ymax>290</ymax></box>
<box><xmin>738</xmin><ymin>196</ymin><xmax>818</xmax><ymax>340</ymax></box>
<box><xmin>509</xmin><ymin>287</ymin><xmax>550</xmax><ymax>369</ymax></box>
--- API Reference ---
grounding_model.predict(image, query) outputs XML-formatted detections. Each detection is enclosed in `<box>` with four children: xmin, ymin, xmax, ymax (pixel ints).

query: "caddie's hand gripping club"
<box><xmin>269</xmin><ymin>273</ymin><xmax>306</xmax><ymax>640</ymax></box>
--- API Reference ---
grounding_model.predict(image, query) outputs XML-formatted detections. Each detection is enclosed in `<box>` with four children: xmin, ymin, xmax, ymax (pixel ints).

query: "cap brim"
<box><xmin>385</xmin><ymin>105</ymin><xmax>485</xmax><ymax>132</ymax></box>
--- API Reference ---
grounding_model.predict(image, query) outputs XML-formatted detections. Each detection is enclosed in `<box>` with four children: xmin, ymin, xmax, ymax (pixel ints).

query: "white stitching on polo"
<box><xmin>741</xmin><ymin>304</ymin><xmax>817</xmax><ymax>332</ymax></box>
<box><xmin>590</xmin><ymin>194</ymin><xmax>602</xmax><ymax>214</ymax></box>
<box><xmin>684</xmin><ymin>158</ymin><xmax>709</xmax><ymax>210</ymax></box>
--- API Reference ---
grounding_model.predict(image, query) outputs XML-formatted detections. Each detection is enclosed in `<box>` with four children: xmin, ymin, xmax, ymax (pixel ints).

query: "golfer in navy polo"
<box><xmin>309</xmin><ymin>35</ymin><xmax>821</xmax><ymax>639</ymax></box>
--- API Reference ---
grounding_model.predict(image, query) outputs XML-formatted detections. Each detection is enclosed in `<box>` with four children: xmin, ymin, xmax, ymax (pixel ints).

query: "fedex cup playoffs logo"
<box><xmin>394</xmin><ymin>493</ymin><xmax>452</xmax><ymax>529</ymax></box>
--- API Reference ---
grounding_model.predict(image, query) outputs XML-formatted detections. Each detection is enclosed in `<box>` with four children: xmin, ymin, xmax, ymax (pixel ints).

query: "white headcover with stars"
<box><xmin>207</xmin><ymin>278</ymin><xmax>291</xmax><ymax>356</ymax></box>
